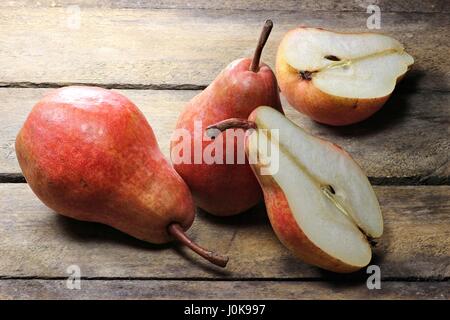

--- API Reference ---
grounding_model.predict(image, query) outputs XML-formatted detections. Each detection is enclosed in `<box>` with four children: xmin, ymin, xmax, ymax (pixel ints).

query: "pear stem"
<box><xmin>206</xmin><ymin>118</ymin><xmax>257</xmax><ymax>138</ymax></box>
<box><xmin>250</xmin><ymin>19</ymin><xmax>273</xmax><ymax>72</ymax></box>
<box><xmin>167</xmin><ymin>223</ymin><xmax>229</xmax><ymax>268</ymax></box>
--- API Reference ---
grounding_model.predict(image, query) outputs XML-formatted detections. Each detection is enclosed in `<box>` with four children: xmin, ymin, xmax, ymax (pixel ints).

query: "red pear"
<box><xmin>208</xmin><ymin>107</ymin><xmax>383</xmax><ymax>272</ymax></box>
<box><xmin>16</xmin><ymin>86</ymin><xmax>228</xmax><ymax>267</ymax></box>
<box><xmin>171</xmin><ymin>20</ymin><xmax>282</xmax><ymax>216</ymax></box>
<box><xmin>276</xmin><ymin>27</ymin><xmax>414</xmax><ymax>125</ymax></box>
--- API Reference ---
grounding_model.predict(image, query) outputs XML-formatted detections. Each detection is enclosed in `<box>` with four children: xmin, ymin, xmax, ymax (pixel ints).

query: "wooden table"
<box><xmin>0</xmin><ymin>0</ymin><xmax>448</xmax><ymax>300</ymax></box>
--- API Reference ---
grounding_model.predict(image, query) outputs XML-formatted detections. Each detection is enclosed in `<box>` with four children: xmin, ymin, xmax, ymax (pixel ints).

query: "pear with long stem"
<box><xmin>16</xmin><ymin>86</ymin><xmax>228</xmax><ymax>268</ymax></box>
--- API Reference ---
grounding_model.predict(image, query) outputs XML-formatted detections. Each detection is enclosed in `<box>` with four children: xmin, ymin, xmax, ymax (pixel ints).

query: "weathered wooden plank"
<box><xmin>0</xmin><ymin>8</ymin><xmax>448</xmax><ymax>91</ymax></box>
<box><xmin>0</xmin><ymin>183</ymin><xmax>448</xmax><ymax>279</ymax></box>
<box><xmin>1</xmin><ymin>88</ymin><xmax>448</xmax><ymax>182</ymax></box>
<box><xmin>0</xmin><ymin>279</ymin><xmax>447</xmax><ymax>299</ymax></box>
<box><xmin>1</xmin><ymin>0</ymin><xmax>448</xmax><ymax>13</ymax></box>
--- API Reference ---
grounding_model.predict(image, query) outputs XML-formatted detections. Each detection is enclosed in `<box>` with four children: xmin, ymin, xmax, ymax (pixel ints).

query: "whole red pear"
<box><xmin>16</xmin><ymin>86</ymin><xmax>228</xmax><ymax>267</ymax></box>
<box><xmin>171</xmin><ymin>20</ymin><xmax>282</xmax><ymax>216</ymax></box>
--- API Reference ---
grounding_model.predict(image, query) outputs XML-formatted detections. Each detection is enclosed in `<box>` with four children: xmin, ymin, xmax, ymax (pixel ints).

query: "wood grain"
<box><xmin>1</xmin><ymin>88</ymin><xmax>448</xmax><ymax>182</ymax></box>
<box><xmin>0</xmin><ymin>183</ymin><xmax>448</xmax><ymax>279</ymax></box>
<box><xmin>0</xmin><ymin>279</ymin><xmax>448</xmax><ymax>299</ymax></box>
<box><xmin>2</xmin><ymin>0</ymin><xmax>449</xmax><ymax>13</ymax></box>
<box><xmin>0</xmin><ymin>1</ymin><xmax>448</xmax><ymax>300</ymax></box>
<box><xmin>0</xmin><ymin>8</ymin><xmax>448</xmax><ymax>91</ymax></box>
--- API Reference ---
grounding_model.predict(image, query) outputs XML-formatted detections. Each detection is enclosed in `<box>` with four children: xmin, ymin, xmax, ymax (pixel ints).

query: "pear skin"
<box><xmin>171</xmin><ymin>20</ymin><xmax>282</xmax><ymax>216</ymax></box>
<box><xmin>16</xmin><ymin>86</ymin><xmax>228</xmax><ymax>267</ymax></box>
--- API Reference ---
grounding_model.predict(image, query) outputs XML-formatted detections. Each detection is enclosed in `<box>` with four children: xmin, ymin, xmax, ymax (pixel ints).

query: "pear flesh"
<box><xmin>284</xmin><ymin>28</ymin><xmax>414</xmax><ymax>99</ymax></box>
<box><xmin>248</xmin><ymin>107</ymin><xmax>383</xmax><ymax>272</ymax></box>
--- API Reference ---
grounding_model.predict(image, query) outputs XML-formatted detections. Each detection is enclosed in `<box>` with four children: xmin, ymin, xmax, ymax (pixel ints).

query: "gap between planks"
<box><xmin>0</xmin><ymin>276</ymin><xmax>448</xmax><ymax>282</ymax></box>
<box><xmin>1</xmin><ymin>82</ymin><xmax>450</xmax><ymax>94</ymax></box>
<box><xmin>0</xmin><ymin>82</ymin><xmax>207</xmax><ymax>91</ymax></box>
<box><xmin>1</xmin><ymin>0</ymin><xmax>449</xmax><ymax>14</ymax></box>
<box><xmin>2</xmin><ymin>176</ymin><xmax>449</xmax><ymax>186</ymax></box>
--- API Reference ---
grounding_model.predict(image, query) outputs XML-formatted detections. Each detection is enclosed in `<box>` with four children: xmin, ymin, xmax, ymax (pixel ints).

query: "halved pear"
<box><xmin>248</xmin><ymin>106</ymin><xmax>383</xmax><ymax>272</ymax></box>
<box><xmin>276</xmin><ymin>27</ymin><xmax>414</xmax><ymax>125</ymax></box>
